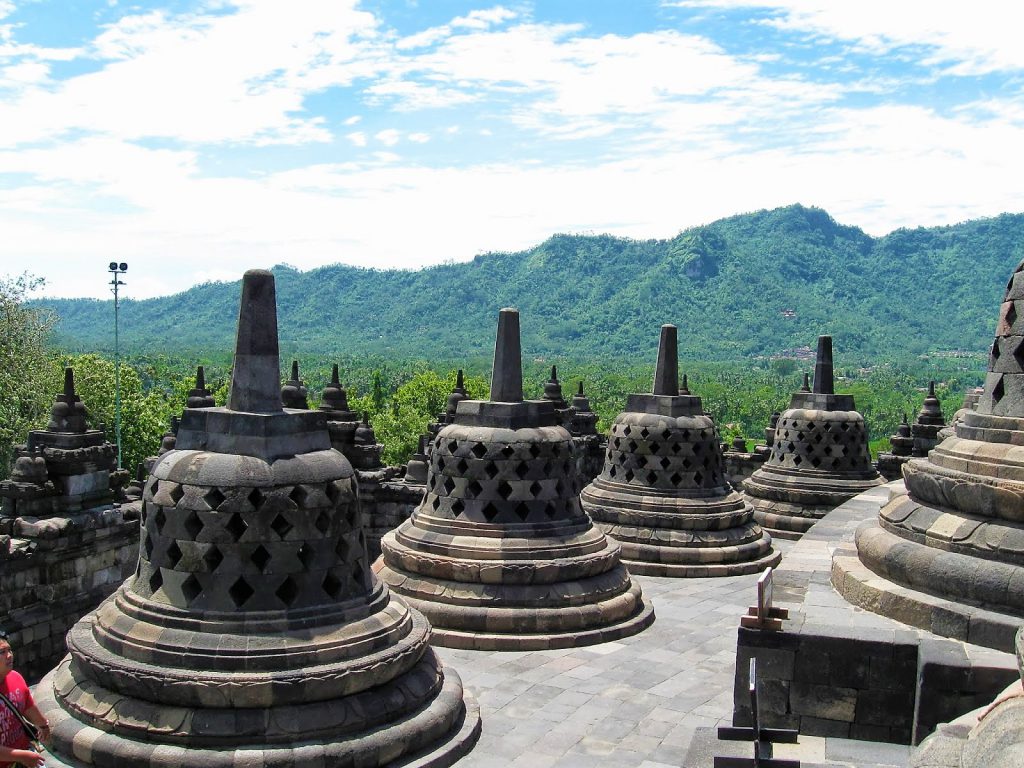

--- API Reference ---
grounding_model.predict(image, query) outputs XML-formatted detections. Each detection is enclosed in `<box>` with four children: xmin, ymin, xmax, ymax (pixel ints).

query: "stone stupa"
<box><xmin>742</xmin><ymin>335</ymin><xmax>884</xmax><ymax>538</ymax></box>
<box><xmin>838</xmin><ymin>261</ymin><xmax>1024</xmax><ymax>650</ymax></box>
<box><xmin>376</xmin><ymin>308</ymin><xmax>654</xmax><ymax>650</ymax></box>
<box><xmin>581</xmin><ymin>325</ymin><xmax>780</xmax><ymax>576</ymax></box>
<box><xmin>35</xmin><ymin>269</ymin><xmax>480</xmax><ymax>767</ymax></box>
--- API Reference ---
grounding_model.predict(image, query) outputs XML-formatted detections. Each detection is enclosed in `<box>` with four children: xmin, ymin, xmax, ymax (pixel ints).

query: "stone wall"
<box><xmin>357</xmin><ymin>468</ymin><xmax>422</xmax><ymax>561</ymax></box>
<box><xmin>734</xmin><ymin>625</ymin><xmax>1018</xmax><ymax>745</ymax></box>
<box><xmin>0</xmin><ymin>503</ymin><xmax>139</xmax><ymax>682</ymax></box>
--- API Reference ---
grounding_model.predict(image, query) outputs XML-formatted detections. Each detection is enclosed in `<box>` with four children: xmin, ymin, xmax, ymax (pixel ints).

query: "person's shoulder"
<box><xmin>1</xmin><ymin>670</ymin><xmax>27</xmax><ymax>690</ymax></box>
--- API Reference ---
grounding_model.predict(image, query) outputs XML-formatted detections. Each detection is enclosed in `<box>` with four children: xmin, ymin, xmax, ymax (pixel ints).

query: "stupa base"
<box><xmin>34</xmin><ymin>655</ymin><xmax>481</xmax><ymax>768</ymax></box>
<box><xmin>617</xmin><ymin>544</ymin><xmax>781</xmax><ymax>578</ymax></box>
<box><xmin>833</xmin><ymin>526</ymin><xmax>1022</xmax><ymax>653</ymax></box>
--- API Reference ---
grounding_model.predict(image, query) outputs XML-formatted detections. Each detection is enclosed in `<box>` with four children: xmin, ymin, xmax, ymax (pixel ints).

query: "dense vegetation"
<box><xmin>40</xmin><ymin>205</ymin><xmax>1024</xmax><ymax>362</ymax></box>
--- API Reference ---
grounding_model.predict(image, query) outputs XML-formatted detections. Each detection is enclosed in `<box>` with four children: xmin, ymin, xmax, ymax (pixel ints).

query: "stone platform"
<box><xmin>734</xmin><ymin>482</ymin><xmax>1018</xmax><ymax>746</ymax></box>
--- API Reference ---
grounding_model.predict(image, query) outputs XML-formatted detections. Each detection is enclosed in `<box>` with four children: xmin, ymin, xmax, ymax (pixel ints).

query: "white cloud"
<box><xmin>671</xmin><ymin>1</ymin><xmax>1024</xmax><ymax>75</ymax></box>
<box><xmin>343</xmin><ymin>115</ymin><xmax>362</xmax><ymax>125</ymax></box>
<box><xmin>451</xmin><ymin>7</ymin><xmax>518</xmax><ymax>30</ymax></box>
<box><xmin>407</xmin><ymin>132</ymin><xmax>430</xmax><ymax>143</ymax></box>
<box><xmin>346</xmin><ymin>130</ymin><xmax>367</xmax><ymax>146</ymax></box>
<box><xmin>374</xmin><ymin>128</ymin><xmax>401</xmax><ymax>146</ymax></box>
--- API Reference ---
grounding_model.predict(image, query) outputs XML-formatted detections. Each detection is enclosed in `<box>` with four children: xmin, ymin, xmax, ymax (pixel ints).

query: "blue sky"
<box><xmin>1</xmin><ymin>0</ymin><xmax>1022</xmax><ymax>299</ymax></box>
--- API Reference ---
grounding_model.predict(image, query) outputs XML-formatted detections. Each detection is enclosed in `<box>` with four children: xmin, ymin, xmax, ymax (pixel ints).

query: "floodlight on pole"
<box><xmin>108</xmin><ymin>262</ymin><xmax>128</xmax><ymax>469</ymax></box>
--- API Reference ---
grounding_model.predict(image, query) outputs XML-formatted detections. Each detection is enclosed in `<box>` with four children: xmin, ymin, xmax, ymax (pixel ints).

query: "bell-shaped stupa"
<box><xmin>743</xmin><ymin>336</ymin><xmax>884</xmax><ymax>538</ymax></box>
<box><xmin>34</xmin><ymin>269</ymin><xmax>480</xmax><ymax>767</ymax></box>
<box><xmin>376</xmin><ymin>308</ymin><xmax>654</xmax><ymax>650</ymax></box>
<box><xmin>280</xmin><ymin>359</ymin><xmax>309</xmax><ymax>409</ymax></box>
<box><xmin>580</xmin><ymin>325</ymin><xmax>780</xmax><ymax>576</ymax></box>
<box><xmin>842</xmin><ymin>262</ymin><xmax>1024</xmax><ymax>649</ymax></box>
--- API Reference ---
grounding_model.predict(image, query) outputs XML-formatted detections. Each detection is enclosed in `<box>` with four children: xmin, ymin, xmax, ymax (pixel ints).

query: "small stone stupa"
<box><xmin>376</xmin><ymin>308</ymin><xmax>654</xmax><ymax>650</ymax></box>
<box><xmin>840</xmin><ymin>262</ymin><xmax>1024</xmax><ymax>649</ymax></box>
<box><xmin>742</xmin><ymin>336</ymin><xmax>884</xmax><ymax>538</ymax></box>
<box><xmin>911</xmin><ymin>380</ymin><xmax>946</xmax><ymax>456</ymax></box>
<box><xmin>280</xmin><ymin>359</ymin><xmax>309</xmax><ymax>409</ymax></box>
<box><xmin>581</xmin><ymin>325</ymin><xmax>780</xmax><ymax>577</ymax></box>
<box><xmin>0</xmin><ymin>368</ymin><xmax>119</xmax><ymax>517</ymax></box>
<box><xmin>35</xmin><ymin>269</ymin><xmax>479</xmax><ymax>767</ymax></box>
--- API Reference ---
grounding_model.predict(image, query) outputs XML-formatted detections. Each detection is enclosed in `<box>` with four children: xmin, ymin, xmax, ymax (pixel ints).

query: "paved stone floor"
<box><xmin>435</xmin><ymin>533</ymin><xmax>913</xmax><ymax>767</ymax></box>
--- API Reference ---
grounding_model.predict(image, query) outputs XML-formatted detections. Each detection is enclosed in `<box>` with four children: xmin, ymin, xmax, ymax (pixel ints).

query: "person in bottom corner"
<box><xmin>0</xmin><ymin>632</ymin><xmax>49</xmax><ymax>768</ymax></box>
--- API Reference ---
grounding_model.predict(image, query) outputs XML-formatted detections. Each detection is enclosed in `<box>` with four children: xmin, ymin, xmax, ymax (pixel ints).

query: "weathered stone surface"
<box><xmin>377</xmin><ymin>308</ymin><xmax>654</xmax><ymax>649</ymax></box>
<box><xmin>744</xmin><ymin>335</ymin><xmax>884</xmax><ymax>538</ymax></box>
<box><xmin>35</xmin><ymin>269</ymin><xmax>480</xmax><ymax>768</ymax></box>
<box><xmin>581</xmin><ymin>324</ymin><xmax>779</xmax><ymax>577</ymax></box>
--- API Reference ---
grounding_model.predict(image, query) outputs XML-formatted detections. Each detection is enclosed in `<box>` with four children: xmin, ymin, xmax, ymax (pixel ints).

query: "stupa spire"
<box><xmin>490</xmin><ymin>308</ymin><xmax>523</xmax><ymax>402</ymax></box>
<box><xmin>227</xmin><ymin>269</ymin><xmax>282</xmax><ymax>413</ymax></box>
<box><xmin>186</xmin><ymin>365</ymin><xmax>216</xmax><ymax>408</ymax></box>
<box><xmin>653</xmin><ymin>324</ymin><xmax>679</xmax><ymax>396</ymax></box>
<box><xmin>812</xmin><ymin>335</ymin><xmax>834</xmax><ymax>395</ymax></box>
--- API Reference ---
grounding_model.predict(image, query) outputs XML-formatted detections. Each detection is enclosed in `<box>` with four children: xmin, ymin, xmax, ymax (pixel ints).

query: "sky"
<box><xmin>0</xmin><ymin>1</ymin><xmax>1022</xmax><ymax>300</ymax></box>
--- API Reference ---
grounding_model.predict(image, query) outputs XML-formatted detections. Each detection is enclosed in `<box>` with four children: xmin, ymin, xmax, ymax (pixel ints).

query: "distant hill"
<box><xmin>40</xmin><ymin>204</ymin><xmax>1024</xmax><ymax>362</ymax></box>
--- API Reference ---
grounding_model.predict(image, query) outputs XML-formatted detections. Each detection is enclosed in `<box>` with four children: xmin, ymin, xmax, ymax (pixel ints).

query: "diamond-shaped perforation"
<box><xmin>659</xmin><ymin>456</ymin><xmax>671</xmax><ymax>470</ymax></box>
<box><xmin>314</xmin><ymin>511</ymin><xmax>331</xmax><ymax>535</ymax></box>
<box><xmin>484</xmin><ymin>461</ymin><xmax>500</xmax><ymax>479</ymax></box>
<box><xmin>165</xmin><ymin>540</ymin><xmax>183</xmax><ymax>569</ymax></box>
<box><xmin>271</xmin><ymin>514</ymin><xmax>294</xmax><ymax>539</ymax></box>
<box><xmin>447</xmin><ymin>439</ymin><xmax>459</xmax><ymax>454</ymax></box>
<box><xmin>626</xmin><ymin>440</ymin><xmax>638</xmax><ymax>452</ymax></box>
<box><xmin>297</xmin><ymin>543</ymin><xmax>315</xmax><ymax>570</ymax></box>
<box><xmin>143</xmin><ymin>533</ymin><xmax>154</xmax><ymax>560</ymax></box>
<box><xmin>325</xmin><ymin>480</ymin><xmax>342</xmax><ymax>505</ymax></box>
<box><xmin>226</xmin><ymin>513</ymin><xmax>248</xmax><ymax>541</ymax></box>
<box><xmin>528</xmin><ymin>443</ymin><xmax>542</xmax><ymax>459</ymax></box>
<box><xmin>451</xmin><ymin>498</ymin><xmax>465</xmax><ymax>515</ymax></box>
<box><xmin>203</xmin><ymin>487</ymin><xmax>225</xmax><ymax>511</ymax></box>
<box><xmin>544</xmin><ymin>501</ymin><xmax>558</xmax><ymax>519</ymax></box>
<box><xmin>181</xmin><ymin>574</ymin><xmax>202</xmax><ymax>604</ymax></box>
<box><xmin>322</xmin><ymin>571</ymin><xmax>343</xmax><ymax>599</ymax></box>
<box><xmin>471</xmin><ymin>442</ymin><xmax>488</xmax><ymax>459</ymax></box>
<box><xmin>168</xmin><ymin>483</ymin><xmax>184</xmax><ymax>505</ymax></box>
<box><xmin>335</xmin><ymin>535</ymin><xmax>352</xmax><ymax>562</ymax></box>
<box><xmin>514</xmin><ymin>502</ymin><xmax>530</xmax><ymax>522</ymax></box>
<box><xmin>497</xmin><ymin>480</ymin><xmax>513</xmax><ymax>499</ymax></box>
<box><xmin>153</xmin><ymin>507</ymin><xmax>166</xmax><ymax>533</ymax></box>
<box><xmin>501</xmin><ymin>445</ymin><xmax>515</xmax><ymax>458</ymax></box>
<box><xmin>515</xmin><ymin>461</ymin><xmax>530</xmax><ymax>479</ymax></box>
<box><xmin>992</xmin><ymin>375</ymin><xmax>1006</xmax><ymax>404</ymax></box>
<box><xmin>482</xmin><ymin>502</ymin><xmax>500</xmax><ymax>522</ymax></box>
<box><xmin>430</xmin><ymin>496</ymin><xmax>441</xmax><ymax>511</ymax></box>
<box><xmin>276</xmin><ymin>577</ymin><xmax>298</xmax><ymax>607</ymax></box>
<box><xmin>456</xmin><ymin>458</ymin><xmax>469</xmax><ymax>474</ymax></box>
<box><xmin>183</xmin><ymin>511</ymin><xmax>204</xmax><ymax>540</ymax></box>
<box><xmin>646</xmin><ymin>470</ymin><xmax>658</xmax><ymax>485</ymax></box>
<box><xmin>622</xmin><ymin>425</ymin><xmax>631</xmax><ymax>436</ymax></box>
<box><xmin>466</xmin><ymin>479</ymin><xmax>483</xmax><ymax>498</ymax></box>
<box><xmin>529</xmin><ymin>480</ymin><xmax>543</xmax><ymax>498</ymax></box>
<box><xmin>203</xmin><ymin>544</ymin><xmax>223</xmax><ymax>572</ymax></box>
<box><xmin>694</xmin><ymin>471</ymin><xmax>703</xmax><ymax>484</ymax></box>
<box><xmin>670</xmin><ymin>472</ymin><xmax>683</xmax><ymax>486</ymax></box>
<box><xmin>1006</xmin><ymin>302</ymin><xmax>1018</xmax><ymax>329</ymax></box>
<box><xmin>149</xmin><ymin>568</ymin><xmax>163</xmax><ymax>594</ymax></box>
<box><xmin>251</xmin><ymin>544</ymin><xmax>271</xmax><ymax>572</ymax></box>
<box><xmin>228</xmin><ymin>577</ymin><xmax>254</xmax><ymax>607</ymax></box>
<box><xmin>289</xmin><ymin>485</ymin><xmax>309</xmax><ymax>508</ymax></box>
<box><xmin>442</xmin><ymin>476</ymin><xmax>456</xmax><ymax>495</ymax></box>
<box><xmin>624</xmin><ymin>469</ymin><xmax>634</xmax><ymax>482</ymax></box>
<box><xmin>248</xmin><ymin>488</ymin><xmax>264</xmax><ymax>510</ymax></box>
<box><xmin>608</xmin><ymin>465</ymin><xmax>617</xmax><ymax>478</ymax></box>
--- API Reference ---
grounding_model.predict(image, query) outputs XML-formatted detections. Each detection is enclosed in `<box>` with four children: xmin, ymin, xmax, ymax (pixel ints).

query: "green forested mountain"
<box><xmin>40</xmin><ymin>205</ymin><xmax>1024</xmax><ymax>362</ymax></box>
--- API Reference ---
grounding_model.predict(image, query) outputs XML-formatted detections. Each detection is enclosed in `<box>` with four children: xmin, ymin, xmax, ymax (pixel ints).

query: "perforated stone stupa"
<box><xmin>838</xmin><ymin>261</ymin><xmax>1024</xmax><ymax>650</ymax></box>
<box><xmin>35</xmin><ymin>269</ymin><xmax>479</xmax><ymax>768</ymax></box>
<box><xmin>580</xmin><ymin>325</ymin><xmax>780</xmax><ymax>577</ymax></box>
<box><xmin>376</xmin><ymin>308</ymin><xmax>654</xmax><ymax>650</ymax></box>
<box><xmin>743</xmin><ymin>336</ymin><xmax>883</xmax><ymax>538</ymax></box>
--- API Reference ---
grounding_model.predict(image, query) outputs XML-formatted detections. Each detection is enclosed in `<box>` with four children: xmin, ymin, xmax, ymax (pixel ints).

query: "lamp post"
<box><xmin>108</xmin><ymin>262</ymin><xmax>128</xmax><ymax>469</ymax></box>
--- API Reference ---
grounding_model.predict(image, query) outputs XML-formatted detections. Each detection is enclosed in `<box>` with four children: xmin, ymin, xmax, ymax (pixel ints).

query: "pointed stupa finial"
<box><xmin>577</xmin><ymin>381</ymin><xmax>584</xmax><ymax>396</ymax></box>
<box><xmin>64</xmin><ymin>367</ymin><xmax>76</xmax><ymax>399</ymax></box>
<box><xmin>456</xmin><ymin>369</ymin><xmax>465</xmax><ymax>389</ymax></box>
<box><xmin>928</xmin><ymin>380</ymin><xmax>936</xmax><ymax>398</ymax></box>
<box><xmin>680</xmin><ymin>373</ymin><xmax>690</xmax><ymax>396</ymax></box>
<box><xmin>228</xmin><ymin>269</ymin><xmax>283</xmax><ymax>413</ymax></box>
<box><xmin>653</xmin><ymin>324</ymin><xmax>679</xmax><ymax>396</ymax></box>
<box><xmin>490</xmin><ymin>308</ymin><xmax>523</xmax><ymax>402</ymax></box>
<box><xmin>291</xmin><ymin>359</ymin><xmax>300</xmax><ymax>381</ymax></box>
<box><xmin>544</xmin><ymin>363</ymin><xmax>566</xmax><ymax>405</ymax></box>
<box><xmin>550</xmin><ymin>365</ymin><xmax>558</xmax><ymax>383</ymax></box>
<box><xmin>800</xmin><ymin>373</ymin><xmax>811</xmax><ymax>393</ymax></box>
<box><xmin>445</xmin><ymin>369</ymin><xmax>469</xmax><ymax>417</ymax></box>
<box><xmin>331</xmin><ymin>363</ymin><xmax>340</xmax><ymax>385</ymax></box>
<box><xmin>187</xmin><ymin>364</ymin><xmax>216</xmax><ymax>408</ymax></box>
<box><xmin>812</xmin><ymin>335</ymin><xmax>834</xmax><ymax>395</ymax></box>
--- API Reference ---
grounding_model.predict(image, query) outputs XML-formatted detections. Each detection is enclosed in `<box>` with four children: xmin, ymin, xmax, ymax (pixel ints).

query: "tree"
<box><xmin>0</xmin><ymin>274</ymin><xmax>60</xmax><ymax>478</ymax></box>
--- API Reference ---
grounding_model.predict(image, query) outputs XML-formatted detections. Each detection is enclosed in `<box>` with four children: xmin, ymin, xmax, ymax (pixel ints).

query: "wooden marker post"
<box><xmin>740</xmin><ymin>567</ymin><xmax>789</xmax><ymax>631</ymax></box>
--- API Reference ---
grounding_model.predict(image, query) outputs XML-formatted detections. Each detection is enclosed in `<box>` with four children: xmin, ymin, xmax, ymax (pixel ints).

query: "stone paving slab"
<box><xmin>437</xmin><ymin>541</ymin><xmax>814</xmax><ymax>767</ymax></box>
